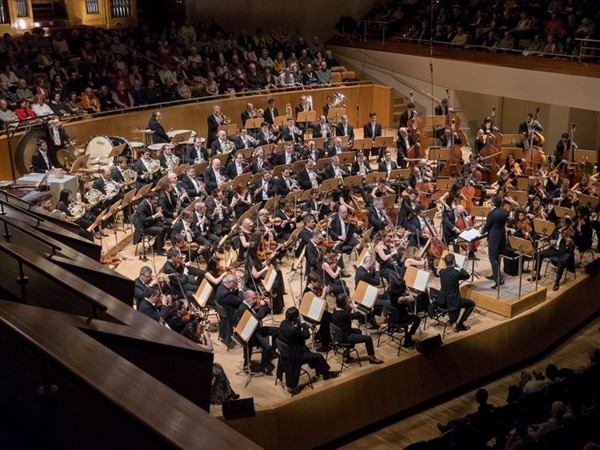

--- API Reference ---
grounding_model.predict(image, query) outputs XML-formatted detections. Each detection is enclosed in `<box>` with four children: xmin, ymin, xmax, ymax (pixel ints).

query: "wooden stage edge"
<box><xmin>218</xmin><ymin>273</ymin><xmax>600</xmax><ymax>450</ymax></box>
<box><xmin>462</xmin><ymin>281</ymin><xmax>547</xmax><ymax>318</ymax></box>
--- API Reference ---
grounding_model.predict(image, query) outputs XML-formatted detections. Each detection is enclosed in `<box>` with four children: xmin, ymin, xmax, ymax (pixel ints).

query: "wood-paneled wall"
<box><xmin>0</xmin><ymin>84</ymin><xmax>392</xmax><ymax>180</ymax></box>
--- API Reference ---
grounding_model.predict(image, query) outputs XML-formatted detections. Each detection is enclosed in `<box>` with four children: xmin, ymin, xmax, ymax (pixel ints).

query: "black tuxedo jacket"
<box><xmin>225</xmin><ymin>160</ymin><xmax>245</xmax><ymax>180</ymax></box>
<box><xmin>255</xmin><ymin>129</ymin><xmax>277</xmax><ymax>146</ymax></box>
<box><xmin>363</xmin><ymin>122</ymin><xmax>382</xmax><ymax>140</ymax></box>
<box><xmin>281</xmin><ymin>126</ymin><xmax>304</xmax><ymax>144</ymax></box>
<box><xmin>138</xmin><ymin>298</ymin><xmax>168</xmax><ymax>322</ymax></box>
<box><xmin>31</xmin><ymin>150</ymin><xmax>55</xmax><ymax>173</ymax></box>
<box><xmin>264</xmin><ymin>107</ymin><xmax>279</xmax><ymax>125</ymax></box>
<box><xmin>158</xmin><ymin>189</ymin><xmax>178</xmax><ymax>217</ymax></box>
<box><xmin>323</xmin><ymin>164</ymin><xmax>349</xmax><ymax>181</ymax></box>
<box><xmin>203</xmin><ymin>166</ymin><xmax>228</xmax><ymax>193</ymax></box>
<box><xmin>368</xmin><ymin>207</ymin><xmax>390</xmax><ymax>233</ymax></box>
<box><xmin>207</xmin><ymin>114</ymin><xmax>220</xmax><ymax>144</ymax></box>
<box><xmin>335</xmin><ymin>123</ymin><xmax>355</xmax><ymax>142</ymax></box>
<box><xmin>180</xmin><ymin>173</ymin><xmax>204</xmax><ymax>198</ymax></box>
<box><xmin>185</xmin><ymin>144</ymin><xmax>208</xmax><ymax>164</ymax></box>
<box><xmin>305</xmin><ymin>240</ymin><xmax>322</xmax><ymax>269</ymax></box>
<box><xmin>148</xmin><ymin>118</ymin><xmax>169</xmax><ymax>144</ymax></box>
<box><xmin>439</xmin><ymin>134</ymin><xmax>462</xmax><ymax>147</ymax></box>
<box><xmin>328</xmin><ymin>215</ymin><xmax>357</xmax><ymax>241</ymax></box>
<box><xmin>296</xmin><ymin>168</ymin><xmax>321</xmax><ymax>190</ymax></box>
<box><xmin>273</xmin><ymin>152</ymin><xmax>296</xmax><ymax>167</ymax></box>
<box><xmin>396</xmin><ymin>135</ymin><xmax>414</xmax><ymax>157</ymax></box>
<box><xmin>327</xmin><ymin>146</ymin><xmax>347</xmax><ymax>158</ymax></box>
<box><xmin>439</xmin><ymin>266</ymin><xmax>470</xmax><ymax>310</ymax></box>
<box><xmin>215</xmin><ymin>284</ymin><xmax>243</xmax><ymax>309</ymax></box>
<box><xmin>378</xmin><ymin>160</ymin><xmax>399</xmax><ymax>173</ymax></box>
<box><xmin>252</xmin><ymin>179</ymin><xmax>278</xmax><ymax>203</ymax></box>
<box><xmin>482</xmin><ymin>206</ymin><xmax>508</xmax><ymax>258</ymax></box>
<box><xmin>351</xmin><ymin>160</ymin><xmax>373</xmax><ymax>176</ymax></box>
<box><xmin>354</xmin><ymin>265</ymin><xmax>381</xmax><ymax>288</ymax></box>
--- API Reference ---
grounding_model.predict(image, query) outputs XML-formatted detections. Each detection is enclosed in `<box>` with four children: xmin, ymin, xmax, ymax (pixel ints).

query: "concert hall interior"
<box><xmin>0</xmin><ymin>1</ymin><xmax>600</xmax><ymax>449</ymax></box>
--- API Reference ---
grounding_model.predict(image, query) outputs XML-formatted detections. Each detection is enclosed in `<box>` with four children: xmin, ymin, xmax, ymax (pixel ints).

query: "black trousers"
<box><xmin>448</xmin><ymin>298</ymin><xmax>475</xmax><ymax>326</ymax></box>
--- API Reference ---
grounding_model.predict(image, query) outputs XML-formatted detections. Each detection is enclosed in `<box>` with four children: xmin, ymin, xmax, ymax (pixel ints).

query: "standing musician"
<box><xmin>438</xmin><ymin>253</ymin><xmax>475</xmax><ymax>332</ymax></box>
<box><xmin>481</xmin><ymin>196</ymin><xmax>509</xmax><ymax>288</ymax></box>
<box><xmin>226</xmin><ymin>151</ymin><xmax>248</xmax><ymax>179</ymax></box>
<box><xmin>278</xmin><ymin>306</ymin><xmax>339</xmax><ymax>394</ymax></box>
<box><xmin>294</xmin><ymin>95</ymin><xmax>313</xmax><ymax>131</ymax></box>
<box><xmin>363</xmin><ymin>111</ymin><xmax>382</xmax><ymax>160</ymax></box>
<box><xmin>328</xmin><ymin>204</ymin><xmax>359</xmax><ymax>268</ymax></box>
<box><xmin>554</xmin><ymin>132</ymin><xmax>572</xmax><ymax>162</ymax></box>
<box><xmin>297</xmin><ymin>159</ymin><xmax>322</xmax><ymax>190</ymax></box>
<box><xmin>529</xmin><ymin>215</ymin><xmax>575</xmax><ymax>291</ymax></box>
<box><xmin>157</xmin><ymin>181</ymin><xmax>179</xmax><ymax>226</ymax></box>
<box><xmin>240</xmin><ymin>102</ymin><xmax>259</xmax><ymax>128</ymax></box>
<box><xmin>518</xmin><ymin>112</ymin><xmax>544</xmax><ymax>135</ymax></box>
<box><xmin>134</xmin><ymin>148</ymin><xmax>160</xmax><ymax>187</ymax></box>
<box><xmin>263</xmin><ymin>98</ymin><xmax>279</xmax><ymax>129</ymax></box>
<box><xmin>336</xmin><ymin>115</ymin><xmax>355</xmax><ymax>147</ymax></box>
<box><xmin>234</xmin><ymin>290</ymin><xmax>279</xmax><ymax>376</ymax></box>
<box><xmin>243</xmin><ymin>237</ymin><xmax>285</xmax><ymax>314</ymax></box>
<box><xmin>185</xmin><ymin>137</ymin><xmax>208</xmax><ymax>164</ymax></box>
<box><xmin>473</xmin><ymin>128</ymin><xmax>497</xmax><ymax>158</ymax></box>
<box><xmin>396</xmin><ymin>127</ymin><xmax>413</xmax><ymax>169</ymax></box>
<box><xmin>203</xmin><ymin>157</ymin><xmax>228</xmax><ymax>193</ymax></box>
<box><xmin>147</xmin><ymin>111</ymin><xmax>170</xmax><ymax>144</ymax></box>
<box><xmin>206</xmin><ymin>189</ymin><xmax>232</xmax><ymax>236</ymax></box>
<box><xmin>252</xmin><ymin>169</ymin><xmax>278</xmax><ymax>204</ymax></box>
<box><xmin>133</xmin><ymin>191</ymin><xmax>169</xmax><ymax>256</ymax></box>
<box><xmin>516</xmin><ymin>130</ymin><xmax>539</xmax><ymax>150</ymax></box>
<box><xmin>207</xmin><ymin>104</ymin><xmax>223</xmax><ymax>146</ymax></box>
<box><xmin>180</xmin><ymin>166</ymin><xmax>206</xmax><ymax>199</ymax></box>
<box><xmin>400</xmin><ymin>102</ymin><xmax>417</xmax><ymax>129</ymax></box>
<box><xmin>157</xmin><ymin>144</ymin><xmax>179</xmax><ymax>171</ymax></box>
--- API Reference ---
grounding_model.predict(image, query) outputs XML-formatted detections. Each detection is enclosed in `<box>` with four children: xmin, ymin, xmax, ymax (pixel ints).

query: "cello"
<box><xmin>456</xmin><ymin>210</ymin><xmax>480</xmax><ymax>253</ymax></box>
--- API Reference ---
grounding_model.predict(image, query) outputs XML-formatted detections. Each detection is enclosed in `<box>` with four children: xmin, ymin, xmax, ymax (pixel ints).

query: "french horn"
<box><xmin>122</xmin><ymin>168</ymin><xmax>137</xmax><ymax>185</ymax></box>
<box><xmin>256</xmin><ymin>108</ymin><xmax>264</xmax><ymax>117</ymax></box>
<box><xmin>103</xmin><ymin>180</ymin><xmax>120</xmax><ymax>201</ymax></box>
<box><xmin>84</xmin><ymin>188</ymin><xmax>104</xmax><ymax>208</ymax></box>
<box><xmin>332</xmin><ymin>91</ymin><xmax>347</xmax><ymax>108</ymax></box>
<box><xmin>146</xmin><ymin>158</ymin><xmax>161</xmax><ymax>175</ymax></box>
<box><xmin>67</xmin><ymin>201</ymin><xmax>86</xmax><ymax>221</ymax></box>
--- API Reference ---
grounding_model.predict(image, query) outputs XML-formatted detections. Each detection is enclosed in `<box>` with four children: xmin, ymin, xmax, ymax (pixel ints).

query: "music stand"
<box><xmin>319</xmin><ymin>178</ymin><xmax>341</xmax><ymax>192</ymax></box>
<box><xmin>356</xmin><ymin>246</ymin><xmax>369</xmax><ymax>267</ymax></box>
<box><xmin>299</xmin><ymin>189</ymin><xmax>312</xmax><ymax>202</ymax></box>
<box><xmin>553</xmin><ymin>205</ymin><xmax>576</xmax><ymax>219</ymax></box>
<box><xmin>232</xmin><ymin>173</ymin><xmax>253</xmax><ymax>187</ymax></box>
<box><xmin>355</xmin><ymin>227</ymin><xmax>373</xmax><ymax>256</ymax></box>
<box><xmin>316</xmin><ymin>157</ymin><xmax>333</xmax><ymax>171</ymax></box>
<box><xmin>510</xmin><ymin>190</ymin><xmax>529</xmax><ymax>205</ymax></box>
<box><xmin>430</xmin><ymin>190</ymin><xmax>447</xmax><ymax>201</ymax></box>
<box><xmin>533</xmin><ymin>218</ymin><xmax>556</xmax><ymax>239</ymax></box>
<box><xmin>233</xmin><ymin>310</ymin><xmax>262</xmax><ymax>387</ymax></box>
<box><xmin>291</xmin><ymin>159</ymin><xmax>308</xmax><ymax>173</ymax></box>
<box><xmin>575</xmin><ymin>149</ymin><xmax>597</xmax><ymax>167</ymax></box>
<box><xmin>470</xmin><ymin>206</ymin><xmax>492</xmax><ymax>224</ymax></box>
<box><xmin>152</xmin><ymin>174</ymin><xmax>169</xmax><ymax>192</ymax></box>
<box><xmin>297</xmin><ymin>110</ymin><xmax>317</xmax><ymax>124</ymax></box>
<box><xmin>437</xmin><ymin>178</ymin><xmax>457</xmax><ymax>190</ymax></box>
<box><xmin>116</xmin><ymin>187</ymin><xmax>137</xmax><ymax>231</ymax></box>
<box><xmin>86</xmin><ymin>207</ymin><xmax>107</xmax><ymax>234</ymax></box>
<box><xmin>264</xmin><ymin>195</ymin><xmax>281</xmax><ymax>212</ymax></box>
<box><xmin>373</xmin><ymin>136</ymin><xmax>394</xmax><ymax>149</ymax></box>
<box><xmin>274</xmin><ymin>115</ymin><xmax>288</xmax><ymax>127</ymax></box>
<box><xmin>338</xmin><ymin>151</ymin><xmax>356</xmax><ymax>166</ymax></box>
<box><xmin>218</xmin><ymin>180</ymin><xmax>234</xmax><ymax>192</ymax></box>
<box><xmin>429</xmin><ymin>147</ymin><xmax>451</xmax><ymax>163</ymax></box>
<box><xmin>455</xmin><ymin>228</ymin><xmax>487</xmax><ymax>281</ymax></box>
<box><xmin>275</xmin><ymin>142</ymin><xmax>287</xmax><ymax>153</ymax></box>
<box><xmin>194</xmin><ymin>279</ymin><xmax>214</xmax><ymax>309</ymax></box>
<box><xmin>500</xmin><ymin>147</ymin><xmax>522</xmax><ymax>160</ymax></box>
<box><xmin>343</xmin><ymin>175</ymin><xmax>364</xmax><ymax>189</ymax></box>
<box><xmin>515</xmin><ymin>177</ymin><xmax>532</xmax><ymax>191</ymax></box>
<box><xmin>403</xmin><ymin>265</ymin><xmax>431</xmax><ymax>313</ymax></box>
<box><xmin>193</xmin><ymin>161</ymin><xmax>207</xmax><ymax>174</ymax></box>
<box><xmin>354</xmin><ymin>280</ymin><xmax>379</xmax><ymax>329</ymax></box>
<box><xmin>70</xmin><ymin>154</ymin><xmax>90</xmax><ymax>174</ymax></box>
<box><xmin>218</xmin><ymin>123</ymin><xmax>237</xmax><ymax>135</ymax></box>
<box><xmin>327</xmin><ymin>107</ymin><xmax>346</xmax><ymax>121</ymax></box>
<box><xmin>579</xmin><ymin>194</ymin><xmax>600</xmax><ymax>209</ymax></box>
<box><xmin>508</xmin><ymin>235</ymin><xmax>535</xmax><ymax>299</ymax></box>
<box><xmin>312</xmin><ymin>137</ymin><xmax>326</xmax><ymax>149</ymax></box>
<box><xmin>364</xmin><ymin>172</ymin><xmax>380</xmax><ymax>185</ymax></box>
<box><xmin>250</xmin><ymin>173</ymin><xmax>262</xmax><ymax>186</ymax></box>
<box><xmin>171</xmin><ymin>131</ymin><xmax>192</xmax><ymax>145</ymax></box>
<box><xmin>132</xmin><ymin>183</ymin><xmax>153</xmax><ymax>204</ymax></box>
<box><xmin>352</xmin><ymin>139</ymin><xmax>373</xmax><ymax>152</ymax></box>
<box><xmin>102</xmin><ymin>199</ymin><xmax>123</xmax><ymax>267</ymax></box>
<box><xmin>213</xmin><ymin>154</ymin><xmax>229</xmax><ymax>166</ymax></box>
<box><xmin>389</xmin><ymin>168</ymin><xmax>411</xmax><ymax>181</ymax></box>
<box><xmin>240</xmin><ymin>147</ymin><xmax>254</xmax><ymax>159</ymax></box>
<box><xmin>244</xmin><ymin>118</ymin><xmax>263</xmax><ymax>130</ymax></box>
<box><xmin>381</xmin><ymin>194</ymin><xmax>395</xmax><ymax>209</ymax></box>
<box><xmin>299</xmin><ymin>292</ymin><xmax>327</xmax><ymax>350</ymax></box>
<box><xmin>174</xmin><ymin>163</ymin><xmax>189</xmax><ymax>176</ymax></box>
<box><xmin>285</xmin><ymin>190</ymin><xmax>305</xmax><ymax>203</ymax></box>
<box><xmin>271</xmin><ymin>164</ymin><xmax>290</xmax><ymax>178</ymax></box>
<box><xmin>425</xmin><ymin>115</ymin><xmax>446</xmax><ymax>128</ymax></box>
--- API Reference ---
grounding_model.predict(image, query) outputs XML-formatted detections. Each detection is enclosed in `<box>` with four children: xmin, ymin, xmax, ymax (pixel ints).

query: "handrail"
<box><xmin>575</xmin><ymin>37</ymin><xmax>600</xmax><ymax>63</ymax></box>
<box><xmin>0</xmin><ymin>214</ymin><xmax>61</xmax><ymax>255</ymax></box>
<box><xmin>0</xmin><ymin>195</ymin><xmax>44</xmax><ymax>226</ymax></box>
<box><xmin>0</xmin><ymin>242</ymin><xmax>108</xmax><ymax>318</ymax></box>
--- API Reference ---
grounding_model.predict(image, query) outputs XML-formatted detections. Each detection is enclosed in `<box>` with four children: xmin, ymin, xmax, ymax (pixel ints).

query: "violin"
<box><xmin>318</xmin><ymin>237</ymin><xmax>337</xmax><ymax>250</ymax></box>
<box><xmin>517</xmin><ymin>218</ymin><xmax>533</xmax><ymax>235</ymax></box>
<box><xmin>217</xmin><ymin>264</ymin><xmax>234</xmax><ymax>275</ymax></box>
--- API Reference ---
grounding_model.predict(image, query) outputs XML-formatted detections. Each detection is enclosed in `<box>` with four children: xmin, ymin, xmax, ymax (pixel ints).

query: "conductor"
<box><xmin>438</xmin><ymin>253</ymin><xmax>475</xmax><ymax>331</ymax></box>
<box><xmin>481</xmin><ymin>196</ymin><xmax>508</xmax><ymax>288</ymax></box>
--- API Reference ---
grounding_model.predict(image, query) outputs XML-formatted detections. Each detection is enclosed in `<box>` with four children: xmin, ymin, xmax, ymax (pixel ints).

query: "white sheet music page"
<box><xmin>361</xmin><ymin>284</ymin><xmax>379</xmax><ymax>309</ymax></box>
<box><xmin>240</xmin><ymin>314</ymin><xmax>259</xmax><ymax>342</ymax></box>
<box><xmin>459</xmin><ymin>228</ymin><xmax>481</xmax><ymax>242</ymax></box>
<box><xmin>306</xmin><ymin>297</ymin><xmax>325</xmax><ymax>322</ymax></box>
<box><xmin>413</xmin><ymin>270</ymin><xmax>430</xmax><ymax>292</ymax></box>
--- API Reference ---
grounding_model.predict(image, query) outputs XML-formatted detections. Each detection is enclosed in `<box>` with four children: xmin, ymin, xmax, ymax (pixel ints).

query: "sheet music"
<box><xmin>459</xmin><ymin>228</ymin><xmax>481</xmax><ymax>242</ymax></box>
<box><xmin>454</xmin><ymin>253</ymin><xmax>467</xmax><ymax>268</ymax></box>
<box><xmin>361</xmin><ymin>284</ymin><xmax>378</xmax><ymax>309</ymax></box>
<box><xmin>262</xmin><ymin>266</ymin><xmax>277</xmax><ymax>291</ymax></box>
<box><xmin>195</xmin><ymin>282</ymin><xmax>213</xmax><ymax>308</ymax></box>
<box><xmin>413</xmin><ymin>270</ymin><xmax>430</xmax><ymax>292</ymax></box>
<box><xmin>306</xmin><ymin>297</ymin><xmax>325</xmax><ymax>322</ymax></box>
<box><xmin>239</xmin><ymin>314</ymin><xmax>259</xmax><ymax>342</ymax></box>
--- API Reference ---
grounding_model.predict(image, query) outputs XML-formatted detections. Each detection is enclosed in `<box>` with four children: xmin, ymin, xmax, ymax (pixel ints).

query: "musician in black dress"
<box><xmin>244</xmin><ymin>237</ymin><xmax>285</xmax><ymax>314</ymax></box>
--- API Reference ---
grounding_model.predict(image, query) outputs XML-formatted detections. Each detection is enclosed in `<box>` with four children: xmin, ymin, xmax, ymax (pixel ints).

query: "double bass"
<box><xmin>522</xmin><ymin>106</ymin><xmax>546</xmax><ymax>176</ymax></box>
<box><xmin>479</xmin><ymin>106</ymin><xmax>501</xmax><ymax>184</ymax></box>
<box><xmin>561</xmin><ymin>122</ymin><xmax>583</xmax><ymax>186</ymax></box>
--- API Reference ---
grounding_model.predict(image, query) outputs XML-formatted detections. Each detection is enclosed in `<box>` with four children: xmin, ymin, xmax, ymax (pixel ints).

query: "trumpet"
<box><xmin>285</xmin><ymin>103</ymin><xmax>293</xmax><ymax>118</ymax></box>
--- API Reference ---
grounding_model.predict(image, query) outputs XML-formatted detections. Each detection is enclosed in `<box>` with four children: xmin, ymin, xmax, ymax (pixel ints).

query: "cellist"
<box><xmin>442</xmin><ymin>203</ymin><xmax>479</xmax><ymax>260</ymax></box>
<box><xmin>409</xmin><ymin>204</ymin><xmax>443</xmax><ymax>276</ymax></box>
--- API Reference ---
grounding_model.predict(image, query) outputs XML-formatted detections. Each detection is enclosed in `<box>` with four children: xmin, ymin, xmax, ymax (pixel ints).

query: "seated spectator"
<box><xmin>15</xmin><ymin>79</ymin><xmax>34</xmax><ymax>102</ymax></box>
<box><xmin>97</xmin><ymin>85</ymin><xmax>118</xmax><ymax>111</ymax></box>
<box><xmin>0</xmin><ymin>98</ymin><xmax>17</xmax><ymax>124</ymax></box>
<box><xmin>316</xmin><ymin>60</ymin><xmax>332</xmax><ymax>85</ymax></box>
<box><xmin>528</xmin><ymin>400</ymin><xmax>566</xmax><ymax>440</ymax></box>
<box><xmin>161</xmin><ymin>77</ymin><xmax>178</xmax><ymax>102</ymax></box>
<box><xmin>437</xmin><ymin>388</ymin><xmax>495</xmax><ymax>433</ymax></box>
<box><xmin>519</xmin><ymin>364</ymin><xmax>562</xmax><ymax>394</ymax></box>
<box><xmin>129</xmin><ymin>79</ymin><xmax>147</xmax><ymax>106</ymax></box>
<box><xmin>176</xmin><ymin>77</ymin><xmax>192</xmax><ymax>99</ymax></box>
<box><xmin>0</xmin><ymin>65</ymin><xmax>19</xmax><ymax>87</ymax></box>
<box><xmin>31</xmin><ymin>94</ymin><xmax>54</xmax><ymax>117</ymax></box>
<box><xmin>112</xmin><ymin>80</ymin><xmax>133</xmax><ymax>108</ymax></box>
<box><xmin>81</xmin><ymin>87</ymin><xmax>100</xmax><ymax>114</ymax></box>
<box><xmin>204</xmin><ymin>72</ymin><xmax>218</xmax><ymax>96</ymax></box>
<box><xmin>258</xmin><ymin>48</ymin><xmax>274</xmax><ymax>70</ymax></box>
<box><xmin>35</xmin><ymin>47</ymin><xmax>53</xmax><ymax>71</ymax></box>
<box><xmin>14</xmin><ymin>99</ymin><xmax>36</xmax><ymax>121</ymax></box>
<box><xmin>49</xmin><ymin>91</ymin><xmax>69</xmax><ymax>117</ymax></box>
<box><xmin>0</xmin><ymin>80</ymin><xmax>17</xmax><ymax>109</ymax></box>
<box><xmin>65</xmin><ymin>91</ymin><xmax>82</xmax><ymax>116</ymax></box>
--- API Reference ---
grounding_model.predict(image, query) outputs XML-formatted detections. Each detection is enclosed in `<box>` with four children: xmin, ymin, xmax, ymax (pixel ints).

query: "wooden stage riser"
<box><xmin>462</xmin><ymin>282</ymin><xmax>548</xmax><ymax>318</ymax></box>
<box><xmin>222</xmin><ymin>274</ymin><xmax>600</xmax><ymax>450</ymax></box>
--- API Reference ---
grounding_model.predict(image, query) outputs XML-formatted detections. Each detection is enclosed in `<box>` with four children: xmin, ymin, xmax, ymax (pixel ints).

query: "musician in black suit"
<box><xmin>273</xmin><ymin>142</ymin><xmax>297</xmax><ymax>166</ymax></box>
<box><xmin>240</xmin><ymin>102</ymin><xmax>260</xmax><ymax>130</ymax></box>
<box><xmin>275</xmin><ymin>167</ymin><xmax>298</xmax><ymax>197</ymax></box>
<box><xmin>210</xmin><ymin>130</ymin><xmax>236</xmax><ymax>156</ymax></box>
<box><xmin>46</xmin><ymin>116</ymin><xmax>74</xmax><ymax>163</ymax></box>
<box><xmin>368</xmin><ymin>198</ymin><xmax>392</xmax><ymax>233</ymax></box>
<box><xmin>302</xmin><ymin>140</ymin><xmax>324</xmax><ymax>162</ymax></box>
<box><xmin>157</xmin><ymin>181</ymin><xmax>178</xmax><ymax>226</ymax></box>
<box><xmin>252</xmin><ymin>170</ymin><xmax>278</xmax><ymax>204</ymax></box>
<box><xmin>207</xmin><ymin>104</ymin><xmax>223</xmax><ymax>145</ymax></box>
<box><xmin>263</xmin><ymin>98</ymin><xmax>279</xmax><ymax>126</ymax></box>
<box><xmin>205</xmin><ymin>189</ymin><xmax>232</xmax><ymax>236</ymax></box>
<box><xmin>192</xmin><ymin>202</ymin><xmax>220</xmax><ymax>246</ymax></box>
<box><xmin>281</xmin><ymin>118</ymin><xmax>304</xmax><ymax>145</ymax></box>
<box><xmin>481</xmin><ymin>196</ymin><xmax>509</xmax><ymax>288</ymax></box>
<box><xmin>256</xmin><ymin>121</ymin><xmax>278</xmax><ymax>146</ymax></box>
<box><xmin>93</xmin><ymin>166</ymin><xmax>124</xmax><ymax>207</ymax></box>
<box><xmin>274</xmin><ymin>198</ymin><xmax>298</xmax><ymax>242</ymax></box>
<box><xmin>180</xmin><ymin>166</ymin><xmax>205</xmax><ymax>198</ymax></box>
<box><xmin>434</xmin><ymin>98</ymin><xmax>449</xmax><ymax>116</ymax></box>
<box><xmin>396</xmin><ymin>127</ymin><xmax>413</xmax><ymax>168</ymax></box>
<box><xmin>133</xmin><ymin>148</ymin><xmax>160</xmax><ymax>187</ymax></box>
<box><xmin>294</xmin><ymin>95</ymin><xmax>313</xmax><ymax>131</ymax></box>
<box><xmin>438</xmin><ymin>253</ymin><xmax>475</xmax><ymax>331</ymax></box>
<box><xmin>203</xmin><ymin>158</ymin><xmax>228</xmax><ymax>193</ymax></box>
<box><xmin>530</xmin><ymin>215</ymin><xmax>575</xmax><ymax>291</ymax></box>
<box><xmin>162</xmin><ymin>248</ymin><xmax>200</xmax><ymax>301</ymax></box>
<box><xmin>312</xmin><ymin>115</ymin><xmax>334</xmax><ymax>143</ymax></box>
<box><xmin>134</xmin><ymin>266</ymin><xmax>172</xmax><ymax>305</ymax></box>
<box><xmin>323</xmin><ymin>155</ymin><xmax>350</xmax><ymax>182</ymax></box>
<box><xmin>398</xmin><ymin>189</ymin><xmax>418</xmax><ymax>229</ymax></box>
<box><xmin>133</xmin><ymin>191</ymin><xmax>169</xmax><ymax>255</ymax></box>
<box><xmin>157</xmin><ymin>144</ymin><xmax>178</xmax><ymax>171</ymax></box>
<box><xmin>225</xmin><ymin>151</ymin><xmax>247</xmax><ymax>180</ymax></box>
<box><xmin>147</xmin><ymin>111</ymin><xmax>170</xmax><ymax>144</ymax></box>
<box><xmin>328</xmin><ymin>204</ymin><xmax>359</xmax><ymax>258</ymax></box>
<box><xmin>296</xmin><ymin>159</ymin><xmax>321</xmax><ymax>191</ymax></box>
<box><xmin>304</xmin><ymin>229</ymin><xmax>323</xmax><ymax>273</ymax></box>
<box><xmin>138</xmin><ymin>287</ymin><xmax>169</xmax><ymax>324</ymax></box>
<box><xmin>31</xmin><ymin>139</ymin><xmax>60</xmax><ymax>173</ymax></box>
<box><xmin>378</xmin><ymin>150</ymin><xmax>399</xmax><ymax>176</ymax></box>
<box><xmin>234</xmin><ymin>290</ymin><xmax>280</xmax><ymax>375</ymax></box>
<box><xmin>439</xmin><ymin>126</ymin><xmax>462</xmax><ymax>147</ymax></box>
<box><xmin>518</xmin><ymin>112</ymin><xmax>543</xmax><ymax>135</ymax></box>
<box><xmin>234</xmin><ymin>127</ymin><xmax>257</xmax><ymax>150</ymax></box>
<box><xmin>335</xmin><ymin>115</ymin><xmax>354</xmax><ymax>146</ymax></box>
<box><xmin>553</xmin><ymin>132</ymin><xmax>571</xmax><ymax>162</ymax></box>
<box><xmin>363</xmin><ymin>111</ymin><xmax>382</xmax><ymax>160</ymax></box>
<box><xmin>185</xmin><ymin>137</ymin><xmax>208</xmax><ymax>164</ymax></box>
<box><xmin>399</xmin><ymin>102</ymin><xmax>417</xmax><ymax>128</ymax></box>
<box><xmin>279</xmin><ymin>306</ymin><xmax>338</xmax><ymax>392</ymax></box>
<box><xmin>327</xmin><ymin>136</ymin><xmax>347</xmax><ymax>157</ymax></box>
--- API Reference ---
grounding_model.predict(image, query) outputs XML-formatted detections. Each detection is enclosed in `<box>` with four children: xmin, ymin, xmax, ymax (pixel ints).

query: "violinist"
<box><xmin>243</xmin><ymin>237</ymin><xmax>285</xmax><ymax>314</ymax></box>
<box><xmin>374</xmin><ymin>230</ymin><xmax>403</xmax><ymax>285</ymax></box>
<box><xmin>396</xmin><ymin>126</ymin><xmax>413</xmax><ymax>168</ymax></box>
<box><xmin>493</xmin><ymin>169</ymin><xmax>515</xmax><ymax>192</ymax></box>
<box><xmin>526</xmin><ymin>196</ymin><xmax>548</xmax><ymax>221</ymax></box>
<box><xmin>302</xmin><ymin>273</ymin><xmax>333</xmax><ymax>352</ymax></box>
<box><xmin>508</xmin><ymin>208</ymin><xmax>535</xmax><ymax>241</ymax></box>
<box><xmin>499</xmin><ymin>153</ymin><xmax>522</xmax><ymax>183</ymax></box>
<box><xmin>551</xmin><ymin>179</ymin><xmax>576</xmax><ymax>208</ymax></box>
<box><xmin>328</xmin><ymin>204</ymin><xmax>359</xmax><ymax>267</ymax></box>
<box><xmin>134</xmin><ymin>266</ymin><xmax>172</xmax><ymax>306</ymax></box>
<box><xmin>138</xmin><ymin>287</ymin><xmax>170</xmax><ymax>326</ymax></box>
<box><xmin>274</xmin><ymin>198</ymin><xmax>298</xmax><ymax>241</ymax></box>
<box><xmin>398</xmin><ymin>188</ymin><xmax>419</xmax><ymax>229</ymax></box>
<box><xmin>401</xmin><ymin>246</ymin><xmax>428</xmax><ymax>271</ymax></box>
<box><xmin>161</xmin><ymin>248</ymin><xmax>201</xmax><ymax>302</ymax></box>
<box><xmin>321</xmin><ymin>247</ymin><xmax>348</xmax><ymax>296</ymax></box>
<box><xmin>572</xmin><ymin>174</ymin><xmax>598</xmax><ymax>197</ymax></box>
<box><xmin>368</xmin><ymin>198</ymin><xmax>393</xmax><ymax>233</ymax></box>
<box><xmin>573</xmin><ymin>206</ymin><xmax>594</xmax><ymax>254</ymax></box>
<box><xmin>305</xmin><ymin>230</ymin><xmax>325</xmax><ymax>276</ymax></box>
<box><xmin>544</xmin><ymin>159</ymin><xmax>562</xmax><ymax>194</ymax></box>
<box><xmin>529</xmin><ymin>215</ymin><xmax>575</xmax><ymax>291</ymax></box>
<box><xmin>528</xmin><ymin>176</ymin><xmax>549</xmax><ymax>205</ymax></box>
